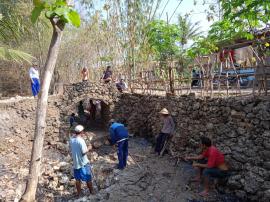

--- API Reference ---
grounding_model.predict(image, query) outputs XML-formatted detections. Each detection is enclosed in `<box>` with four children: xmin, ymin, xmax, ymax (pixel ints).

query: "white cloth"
<box><xmin>29</xmin><ymin>67</ymin><xmax>39</xmax><ymax>79</ymax></box>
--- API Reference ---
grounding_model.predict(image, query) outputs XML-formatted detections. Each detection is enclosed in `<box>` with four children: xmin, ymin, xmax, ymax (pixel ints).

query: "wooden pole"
<box><xmin>218</xmin><ymin>62</ymin><xmax>222</xmax><ymax>97</ymax></box>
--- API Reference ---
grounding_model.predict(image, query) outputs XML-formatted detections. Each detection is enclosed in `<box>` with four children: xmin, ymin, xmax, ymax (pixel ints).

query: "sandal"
<box><xmin>199</xmin><ymin>191</ymin><xmax>209</xmax><ymax>197</ymax></box>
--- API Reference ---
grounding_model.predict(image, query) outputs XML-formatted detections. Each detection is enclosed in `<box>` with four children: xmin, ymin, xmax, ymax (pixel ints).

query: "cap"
<box><xmin>74</xmin><ymin>125</ymin><xmax>84</xmax><ymax>133</ymax></box>
<box><xmin>109</xmin><ymin>119</ymin><xmax>116</xmax><ymax>125</ymax></box>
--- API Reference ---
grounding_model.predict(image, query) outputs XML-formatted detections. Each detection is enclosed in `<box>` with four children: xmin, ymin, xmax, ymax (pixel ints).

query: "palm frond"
<box><xmin>0</xmin><ymin>46</ymin><xmax>35</xmax><ymax>64</ymax></box>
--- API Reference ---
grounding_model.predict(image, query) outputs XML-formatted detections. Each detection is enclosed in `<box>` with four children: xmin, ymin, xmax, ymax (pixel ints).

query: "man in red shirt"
<box><xmin>185</xmin><ymin>136</ymin><xmax>229</xmax><ymax>196</ymax></box>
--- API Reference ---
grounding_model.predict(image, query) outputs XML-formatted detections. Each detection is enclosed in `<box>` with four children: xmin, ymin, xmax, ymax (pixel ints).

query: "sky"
<box><xmin>158</xmin><ymin>0</ymin><xmax>218</xmax><ymax>33</ymax></box>
<box><xmin>82</xmin><ymin>0</ymin><xmax>218</xmax><ymax>34</ymax></box>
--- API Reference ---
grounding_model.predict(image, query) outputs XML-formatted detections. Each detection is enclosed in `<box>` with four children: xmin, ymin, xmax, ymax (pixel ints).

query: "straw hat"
<box><xmin>159</xmin><ymin>108</ymin><xmax>169</xmax><ymax>115</ymax></box>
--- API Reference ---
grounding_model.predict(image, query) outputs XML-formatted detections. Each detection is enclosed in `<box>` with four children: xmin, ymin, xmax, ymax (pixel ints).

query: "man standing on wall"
<box><xmin>155</xmin><ymin>108</ymin><xmax>175</xmax><ymax>156</ymax></box>
<box><xmin>185</xmin><ymin>136</ymin><xmax>229</xmax><ymax>196</ymax></box>
<box><xmin>70</xmin><ymin>125</ymin><xmax>94</xmax><ymax>196</ymax></box>
<box><xmin>108</xmin><ymin>119</ymin><xmax>129</xmax><ymax>170</ymax></box>
<box><xmin>81</xmin><ymin>67</ymin><xmax>89</xmax><ymax>82</ymax></box>
<box><xmin>29</xmin><ymin>62</ymin><xmax>40</xmax><ymax>98</ymax></box>
<box><xmin>101</xmin><ymin>66</ymin><xmax>113</xmax><ymax>83</ymax></box>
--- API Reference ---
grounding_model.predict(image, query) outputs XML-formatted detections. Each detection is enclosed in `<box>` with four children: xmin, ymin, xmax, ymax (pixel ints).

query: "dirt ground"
<box><xmin>0</xmin><ymin>97</ymin><xmax>239</xmax><ymax>202</ymax></box>
<box><xmin>60</xmin><ymin>132</ymin><xmax>238</xmax><ymax>202</ymax></box>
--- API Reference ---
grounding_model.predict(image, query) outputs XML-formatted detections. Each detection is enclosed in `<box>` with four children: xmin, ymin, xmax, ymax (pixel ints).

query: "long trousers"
<box><xmin>117</xmin><ymin>140</ymin><xmax>128</xmax><ymax>169</ymax></box>
<box><xmin>31</xmin><ymin>78</ymin><xmax>40</xmax><ymax>97</ymax></box>
<box><xmin>155</xmin><ymin>133</ymin><xmax>169</xmax><ymax>155</ymax></box>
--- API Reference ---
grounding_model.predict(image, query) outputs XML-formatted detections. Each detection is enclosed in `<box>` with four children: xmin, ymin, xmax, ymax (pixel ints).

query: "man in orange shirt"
<box><xmin>185</xmin><ymin>136</ymin><xmax>229</xmax><ymax>196</ymax></box>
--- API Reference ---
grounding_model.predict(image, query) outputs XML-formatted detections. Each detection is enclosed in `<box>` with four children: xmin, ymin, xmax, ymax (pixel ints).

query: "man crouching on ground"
<box><xmin>108</xmin><ymin>119</ymin><xmax>129</xmax><ymax>170</ymax></box>
<box><xmin>70</xmin><ymin>125</ymin><xmax>94</xmax><ymax>196</ymax></box>
<box><xmin>185</xmin><ymin>136</ymin><xmax>229</xmax><ymax>196</ymax></box>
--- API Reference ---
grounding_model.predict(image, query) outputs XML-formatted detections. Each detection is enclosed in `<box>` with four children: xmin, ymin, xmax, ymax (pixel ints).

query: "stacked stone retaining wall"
<box><xmin>114</xmin><ymin>93</ymin><xmax>270</xmax><ymax>201</ymax></box>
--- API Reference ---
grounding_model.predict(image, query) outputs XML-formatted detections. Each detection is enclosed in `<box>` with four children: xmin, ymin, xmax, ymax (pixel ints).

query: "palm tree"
<box><xmin>178</xmin><ymin>15</ymin><xmax>201</xmax><ymax>50</ymax></box>
<box><xmin>0</xmin><ymin>47</ymin><xmax>34</xmax><ymax>63</ymax></box>
<box><xmin>0</xmin><ymin>8</ymin><xmax>34</xmax><ymax>63</ymax></box>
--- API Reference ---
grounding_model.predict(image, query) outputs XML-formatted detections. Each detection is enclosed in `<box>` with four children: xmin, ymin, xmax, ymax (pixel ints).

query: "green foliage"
<box><xmin>221</xmin><ymin>0</ymin><xmax>270</xmax><ymax>29</ymax></box>
<box><xmin>208</xmin><ymin>19</ymin><xmax>253</xmax><ymax>46</ymax></box>
<box><xmin>178</xmin><ymin>15</ymin><xmax>201</xmax><ymax>48</ymax></box>
<box><xmin>0</xmin><ymin>2</ymin><xmax>35</xmax><ymax>63</ymax></box>
<box><xmin>32</xmin><ymin>0</ymin><xmax>81</xmax><ymax>27</ymax></box>
<box><xmin>100</xmin><ymin>55</ymin><xmax>113</xmax><ymax>62</ymax></box>
<box><xmin>0</xmin><ymin>47</ymin><xmax>34</xmax><ymax>63</ymax></box>
<box><xmin>146</xmin><ymin>20</ymin><xmax>180</xmax><ymax>60</ymax></box>
<box><xmin>187</xmin><ymin>37</ymin><xmax>218</xmax><ymax>59</ymax></box>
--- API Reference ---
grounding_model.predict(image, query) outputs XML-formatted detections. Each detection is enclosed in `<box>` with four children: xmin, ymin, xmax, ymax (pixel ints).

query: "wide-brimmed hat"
<box><xmin>74</xmin><ymin>125</ymin><xmax>84</xmax><ymax>133</ymax></box>
<box><xmin>159</xmin><ymin>108</ymin><xmax>169</xmax><ymax>115</ymax></box>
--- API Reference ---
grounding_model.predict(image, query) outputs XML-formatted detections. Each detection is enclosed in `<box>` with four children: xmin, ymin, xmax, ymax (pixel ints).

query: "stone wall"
<box><xmin>60</xmin><ymin>82</ymin><xmax>120</xmax><ymax>125</ymax></box>
<box><xmin>114</xmin><ymin>93</ymin><xmax>270</xmax><ymax>201</ymax></box>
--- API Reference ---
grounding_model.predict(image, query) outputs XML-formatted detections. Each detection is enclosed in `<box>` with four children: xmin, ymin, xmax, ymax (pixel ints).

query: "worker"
<box><xmin>81</xmin><ymin>67</ymin><xmax>89</xmax><ymax>82</ymax></box>
<box><xmin>89</xmin><ymin>100</ymin><xmax>96</xmax><ymax>121</ymax></box>
<box><xmin>108</xmin><ymin>119</ymin><xmax>129</xmax><ymax>170</ymax></box>
<box><xmin>155</xmin><ymin>108</ymin><xmax>175</xmax><ymax>155</ymax></box>
<box><xmin>185</xmin><ymin>136</ymin><xmax>229</xmax><ymax>196</ymax></box>
<box><xmin>69</xmin><ymin>125</ymin><xmax>94</xmax><ymax>196</ymax></box>
<box><xmin>101</xmin><ymin>66</ymin><xmax>113</xmax><ymax>83</ymax></box>
<box><xmin>78</xmin><ymin>101</ymin><xmax>85</xmax><ymax>121</ymax></box>
<box><xmin>116</xmin><ymin>79</ymin><xmax>128</xmax><ymax>92</ymax></box>
<box><xmin>69</xmin><ymin>113</ymin><xmax>76</xmax><ymax>128</ymax></box>
<box><xmin>29</xmin><ymin>62</ymin><xmax>40</xmax><ymax>98</ymax></box>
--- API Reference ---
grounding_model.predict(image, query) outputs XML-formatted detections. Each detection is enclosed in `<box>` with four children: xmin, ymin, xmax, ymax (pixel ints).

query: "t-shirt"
<box><xmin>202</xmin><ymin>146</ymin><xmax>225</xmax><ymax>168</ymax></box>
<box><xmin>70</xmin><ymin>136</ymin><xmax>89</xmax><ymax>169</ymax></box>
<box><xmin>69</xmin><ymin>116</ymin><xmax>75</xmax><ymax>126</ymax></box>
<box><xmin>109</xmin><ymin>122</ymin><xmax>128</xmax><ymax>144</ymax></box>
<box><xmin>103</xmin><ymin>70</ymin><xmax>112</xmax><ymax>79</ymax></box>
<box><xmin>161</xmin><ymin>116</ymin><xmax>175</xmax><ymax>134</ymax></box>
<box><xmin>116</xmin><ymin>81</ymin><xmax>128</xmax><ymax>90</ymax></box>
<box><xmin>29</xmin><ymin>67</ymin><xmax>39</xmax><ymax>79</ymax></box>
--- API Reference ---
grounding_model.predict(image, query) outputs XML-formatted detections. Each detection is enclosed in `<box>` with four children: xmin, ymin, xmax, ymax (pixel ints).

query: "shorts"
<box><xmin>197</xmin><ymin>158</ymin><xmax>229</xmax><ymax>179</ymax></box>
<box><xmin>74</xmin><ymin>164</ymin><xmax>92</xmax><ymax>182</ymax></box>
<box><xmin>203</xmin><ymin>168</ymin><xmax>229</xmax><ymax>179</ymax></box>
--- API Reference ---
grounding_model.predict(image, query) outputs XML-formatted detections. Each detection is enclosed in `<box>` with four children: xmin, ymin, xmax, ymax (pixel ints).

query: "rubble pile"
<box><xmin>0</xmin><ymin>96</ymin><xmax>65</xmax><ymax>201</ymax></box>
<box><xmin>114</xmin><ymin>93</ymin><xmax>270</xmax><ymax>201</ymax></box>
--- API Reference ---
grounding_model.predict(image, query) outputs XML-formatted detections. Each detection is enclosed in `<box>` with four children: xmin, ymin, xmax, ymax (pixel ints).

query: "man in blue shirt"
<box><xmin>109</xmin><ymin>119</ymin><xmax>129</xmax><ymax>170</ymax></box>
<box><xmin>69</xmin><ymin>113</ymin><xmax>75</xmax><ymax>128</ymax></box>
<box><xmin>70</xmin><ymin>125</ymin><xmax>94</xmax><ymax>196</ymax></box>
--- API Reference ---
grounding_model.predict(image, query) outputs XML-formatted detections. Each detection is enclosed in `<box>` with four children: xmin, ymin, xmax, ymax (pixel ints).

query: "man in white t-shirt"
<box><xmin>70</xmin><ymin>125</ymin><xmax>94</xmax><ymax>196</ymax></box>
<box><xmin>29</xmin><ymin>62</ymin><xmax>40</xmax><ymax>97</ymax></box>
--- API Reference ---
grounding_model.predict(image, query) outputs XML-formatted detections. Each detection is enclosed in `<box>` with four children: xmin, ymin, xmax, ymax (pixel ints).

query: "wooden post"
<box><xmin>226</xmin><ymin>71</ymin><xmax>229</xmax><ymax>97</ymax></box>
<box><xmin>229</xmin><ymin>52</ymin><xmax>241</xmax><ymax>95</ymax></box>
<box><xmin>218</xmin><ymin>62</ymin><xmax>222</xmax><ymax>97</ymax></box>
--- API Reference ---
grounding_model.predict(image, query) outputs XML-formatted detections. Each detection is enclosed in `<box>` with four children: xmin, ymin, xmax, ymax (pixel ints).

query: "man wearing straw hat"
<box><xmin>155</xmin><ymin>108</ymin><xmax>175</xmax><ymax>155</ymax></box>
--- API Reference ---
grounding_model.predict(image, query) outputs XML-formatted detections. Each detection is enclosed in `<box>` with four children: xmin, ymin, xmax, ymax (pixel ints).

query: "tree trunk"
<box><xmin>21</xmin><ymin>19</ymin><xmax>64</xmax><ymax>202</ymax></box>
